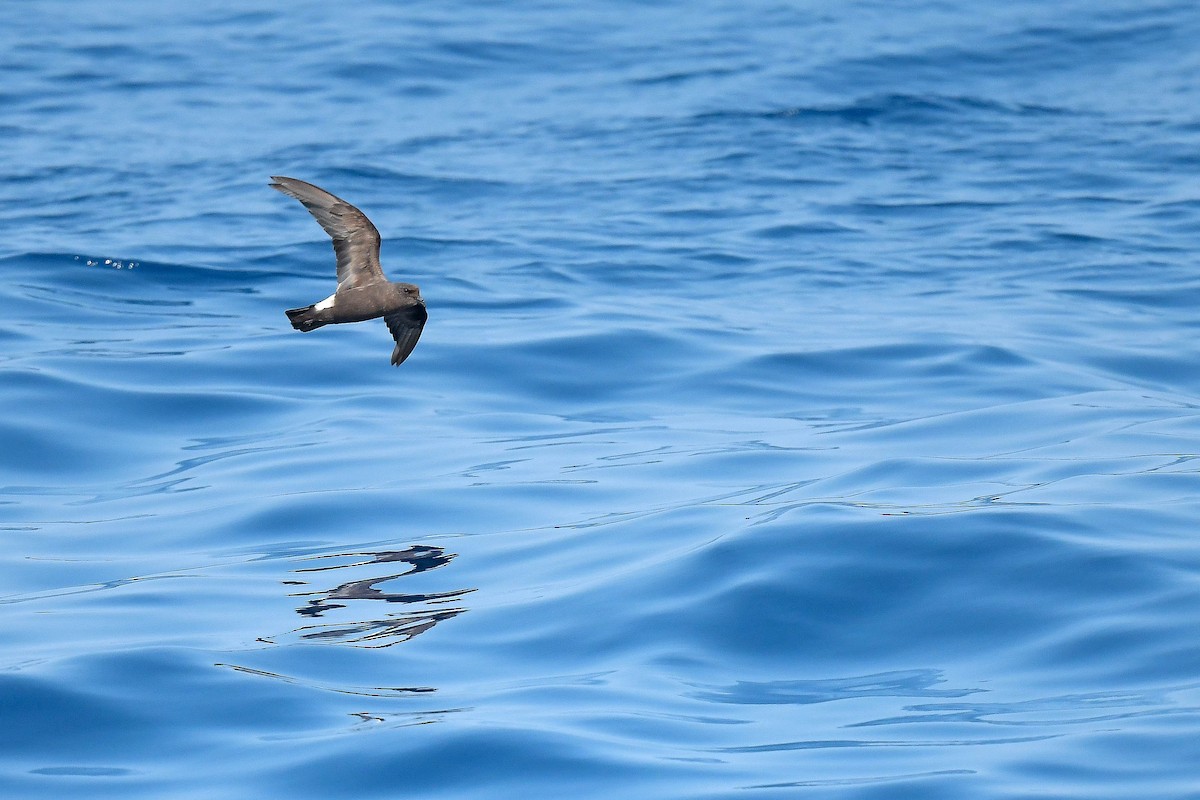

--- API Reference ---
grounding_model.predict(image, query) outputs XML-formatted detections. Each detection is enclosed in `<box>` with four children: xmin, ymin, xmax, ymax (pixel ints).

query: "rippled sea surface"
<box><xmin>4</xmin><ymin>1</ymin><xmax>1200</xmax><ymax>797</ymax></box>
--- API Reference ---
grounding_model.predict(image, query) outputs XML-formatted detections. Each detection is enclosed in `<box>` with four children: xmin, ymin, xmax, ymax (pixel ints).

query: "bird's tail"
<box><xmin>285</xmin><ymin>305</ymin><xmax>327</xmax><ymax>332</ymax></box>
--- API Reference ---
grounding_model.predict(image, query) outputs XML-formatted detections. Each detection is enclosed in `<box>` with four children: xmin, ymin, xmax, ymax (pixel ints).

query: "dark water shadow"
<box><xmin>282</xmin><ymin>545</ymin><xmax>474</xmax><ymax>649</ymax></box>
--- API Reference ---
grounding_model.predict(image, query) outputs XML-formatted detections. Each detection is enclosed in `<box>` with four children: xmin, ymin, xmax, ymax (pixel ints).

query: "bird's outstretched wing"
<box><xmin>270</xmin><ymin>176</ymin><xmax>385</xmax><ymax>289</ymax></box>
<box><xmin>384</xmin><ymin>304</ymin><xmax>428</xmax><ymax>366</ymax></box>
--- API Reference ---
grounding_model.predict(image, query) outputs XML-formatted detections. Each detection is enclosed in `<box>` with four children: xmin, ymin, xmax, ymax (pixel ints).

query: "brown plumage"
<box><xmin>271</xmin><ymin>176</ymin><xmax>427</xmax><ymax>366</ymax></box>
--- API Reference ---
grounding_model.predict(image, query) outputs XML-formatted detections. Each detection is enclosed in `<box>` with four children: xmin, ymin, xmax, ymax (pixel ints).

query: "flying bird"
<box><xmin>271</xmin><ymin>176</ymin><xmax>427</xmax><ymax>366</ymax></box>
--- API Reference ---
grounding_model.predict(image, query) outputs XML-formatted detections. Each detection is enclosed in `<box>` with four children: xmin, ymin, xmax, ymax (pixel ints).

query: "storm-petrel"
<box><xmin>271</xmin><ymin>176</ymin><xmax>427</xmax><ymax>366</ymax></box>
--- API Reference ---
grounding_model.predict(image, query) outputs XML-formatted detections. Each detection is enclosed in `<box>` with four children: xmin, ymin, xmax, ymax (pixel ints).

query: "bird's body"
<box><xmin>271</xmin><ymin>176</ymin><xmax>427</xmax><ymax>366</ymax></box>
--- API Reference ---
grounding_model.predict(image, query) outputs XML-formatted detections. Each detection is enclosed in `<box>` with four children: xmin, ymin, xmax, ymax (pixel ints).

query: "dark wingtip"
<box><xmin>390</xmin><ymin>345</ymin><xmax>412</xmax><ymax>366</ymax></box>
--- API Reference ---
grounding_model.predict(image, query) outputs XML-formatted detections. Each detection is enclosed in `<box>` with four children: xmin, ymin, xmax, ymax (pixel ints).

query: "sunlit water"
<box><xmin>3</xmin><ymin>2</ymin><xmax>1200</xmax><ymax>798</ymax></box>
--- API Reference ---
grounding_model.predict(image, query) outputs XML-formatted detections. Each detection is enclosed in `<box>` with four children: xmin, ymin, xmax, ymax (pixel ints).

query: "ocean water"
<box><xmin>3</xmin><ymin>1</ymin><xmax>1200</xmax><ymax>797</ymax></box>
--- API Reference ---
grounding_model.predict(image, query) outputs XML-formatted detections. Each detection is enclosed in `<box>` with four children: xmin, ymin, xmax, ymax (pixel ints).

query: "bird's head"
<box><xmin>396</xmin><ymin>283</ymin><xmax>423</xmax><ymax>305</ymax></box>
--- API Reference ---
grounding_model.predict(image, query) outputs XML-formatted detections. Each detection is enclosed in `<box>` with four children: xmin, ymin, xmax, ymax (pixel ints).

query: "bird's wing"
<box><xmin>270</xmin><ymin>176</ymin><xmax>385</xmax><ymax>289</ymax></box>
<box><xmin>384</xmin><ymin>304</ymin><xmax>428</xmax><ymax>366</ymax></box>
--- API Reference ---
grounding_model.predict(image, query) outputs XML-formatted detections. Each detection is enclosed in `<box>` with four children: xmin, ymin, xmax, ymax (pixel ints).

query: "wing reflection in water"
<box><xmin>283</xmin><ymin>545</ymin><xmax>473</xmax><ymax>649</ymax></box>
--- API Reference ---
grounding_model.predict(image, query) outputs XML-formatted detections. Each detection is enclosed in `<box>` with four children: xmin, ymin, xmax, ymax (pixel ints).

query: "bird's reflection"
<box><xmin>284</xmin><ymin>545</ymin><xmax>472</xmax><ymax>648</ymax></box>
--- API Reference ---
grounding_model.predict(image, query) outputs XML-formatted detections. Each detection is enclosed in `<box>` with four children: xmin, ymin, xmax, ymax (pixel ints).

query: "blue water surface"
<box><xmin>3</xmin><ymin>1</ymin><xmax>1200</xmax><ymax>797</ymax></box>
